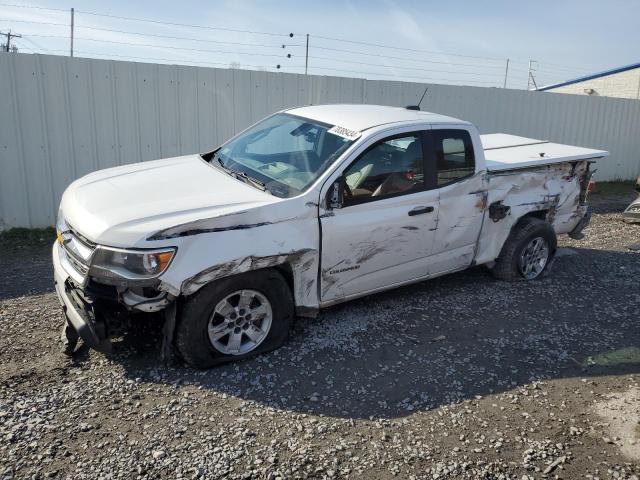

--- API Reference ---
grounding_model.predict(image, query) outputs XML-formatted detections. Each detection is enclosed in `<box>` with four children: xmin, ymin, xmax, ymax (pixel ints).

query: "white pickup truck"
<box><xmin>53</xmin><ymin>104</ymin><xmax>608</xmax><ymax>368</ymax></box>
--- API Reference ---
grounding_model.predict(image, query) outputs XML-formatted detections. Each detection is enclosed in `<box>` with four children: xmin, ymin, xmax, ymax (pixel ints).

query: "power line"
<box><xmin>0</xmin><ymin>18</ymin><xmax>296</xmax><ymax>49</ymax></box>
<box><xmin>11</xmin><ymin>42</ymin><xmax>293</xmax><ymax>71</ymax></box>
<box><xmin>535</xmin><ymin>67</ymin><xmax>589</xmax><ymax>77</ymax></box>
<box><xmin>0</xmin><ymin>3</ymin><xmax>68</xmax><ymax>12</ymax></box>
<box><xmin>540</xmin><ymin>62</ymin><xmax>586</xmax><ymax>72</ymax></box>
<box><xmin>307</xmin><ymin>45</ymin><xmax>505</xmax><ymax>69</ymax></box>
<box><xmin>19</xmin><ymin>31</ymin><xmax>505</xmax><ymax>81</ymax></box>
<box><xmin>78</xmin><ymin>26</ymin><xmax>291</xmax><ymax>49</ymax></box>
<box><xmin>73</xmin><ymin>50</ymin><xmax>289</xmax><ymax>70</ymax></box>
<box><xmin>0</xmin><ymin>2</ymin><xmax>597</xmax><ymax>88</ymax></box>
<box><xmin>12</xmin><ymin>34</ymin><xmax>515</xmax><ymax>87</ymax></box>
<box><xmin>12</xmin><ymin>38</ymin><xmax>500</xmax><ymax>86</ymax></box>
<box><xmin>0</xmin><ymin>18</ymin><xmax>67</xmax><ymax>27</ymax></box>
<box><xmin>304</xmin><ymin>33</ymin><xmax>507</xmax><ymax>62</ymax></box>
<box><xmin>305</xmin><ymin>65</ymin><xmax>501</xmax><ymax>86</ymax></box>
<box><xmin>0</xmin><ymin>2</ymin><xmax>292</xmax><ymax>37</ymax></box>
<box><xmin>74</xmin><ymin>9</ymin><xmax>290</xmax><ymax>38</ymax></box>
<box><xmin>17</xmin><ymin>35</ymin><xmax>53</xmax><ymax>53</ymax></box>
<box><xmin>21</xmin><ymin>34</ymin><xmax>295</xmax><ymax>58</ymax></box>
<box><xmin>537</xmin><ymin>60</ymin><xmax>597</xmax><ymax>72</ymax></box>
<box><xmin>0</xmin><ymin>2</ymin><xmax>543</xmax><ymax>69</ymax></box>
<box><xmin>0</xmin><ymin>12</ymin><xmax>530</xmax><ymax>77</ymax></box>
<box><xmin>11</xmin><ymin>39</ymin><xmax>519</xmax><ymax>87</ymax></box>
<box><xmin>308</xmin><ymin>55</ymin><xmax>507</xmax><ymax>77</ymax></box>
<box><xmin>0</xmin><ymin>2</ymin><xmax>595</xmax><ymax>82</ymax></box>
<box><xmin>12</xmin><ymin>40</ymin><xmax>62</xmax><ymax>53</ymax></box>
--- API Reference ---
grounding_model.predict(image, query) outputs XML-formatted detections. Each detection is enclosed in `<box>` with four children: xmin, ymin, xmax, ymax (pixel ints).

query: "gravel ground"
<box><xmin>1</xmin><ymin>187</ymin><xmax>639</xmax><ymax>480</ymax></box>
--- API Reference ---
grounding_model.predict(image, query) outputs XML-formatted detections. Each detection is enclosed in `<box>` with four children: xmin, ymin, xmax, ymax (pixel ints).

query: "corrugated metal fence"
<box><xmin>1</xmin><ymin>53</ymin><xmax>639</xmax><ymax>228</ymax></box>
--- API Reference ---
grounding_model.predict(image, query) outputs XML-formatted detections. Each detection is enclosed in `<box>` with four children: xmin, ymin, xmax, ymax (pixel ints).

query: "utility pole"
<box><xmin>1</xmin><ymin>29</ymin><xmax>22</xmax><ymax>53</ymax></box>
<box><xmin>304</xmin><ymin>34</ymin><xmax>309</xmax><ymax>75</ymax></box>
<box><xmin>527</xmin><ymin>60</ymin><xmax>538</xmax><ymax>90</ymax></box>
<box><xmin>503</xmin><ymin>58</ymin><xmax>509</xmax><ymax>88</ymax></box>
<box><xmin>70</xmin><ymin>7</ymin><xmax>74</xmax><ymax>57</ymax></box>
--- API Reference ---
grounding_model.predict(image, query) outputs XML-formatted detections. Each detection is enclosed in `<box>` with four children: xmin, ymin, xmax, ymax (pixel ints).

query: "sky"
<box><xmin>2</xmin><ymin>0</ymin><xmax>640</xmax><ymax>90</ymax></box>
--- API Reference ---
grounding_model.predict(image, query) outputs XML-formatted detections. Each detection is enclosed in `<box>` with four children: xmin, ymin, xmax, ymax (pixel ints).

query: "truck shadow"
<box><xmin>111</xmin><ymin>246</ymin><xmax>639</xmax><ymax>419</ymax></box>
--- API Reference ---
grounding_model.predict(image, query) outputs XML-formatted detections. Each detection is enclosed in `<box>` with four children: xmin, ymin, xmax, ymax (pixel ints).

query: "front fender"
<box><xmin>156</xmin><ymin>214</ymin><xmax>320</xmax><ymax>311</ymax></box>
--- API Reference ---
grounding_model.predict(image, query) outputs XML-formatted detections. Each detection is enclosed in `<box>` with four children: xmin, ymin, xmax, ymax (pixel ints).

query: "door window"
<box><xmin>343</xmin><ymin>134</ymin><xmax>425</xmax><ymax>204</ymax></box>
<box><xmin>432</xmin><ymin>129</ymin><xmax>475</xmax><ymax>185</ymax></box>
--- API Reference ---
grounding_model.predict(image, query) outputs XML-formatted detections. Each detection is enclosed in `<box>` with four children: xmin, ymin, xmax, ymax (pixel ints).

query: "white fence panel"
<box><xmin>1</xmin><ymin>53</ymin><xmax>639</xmax><ymax>228</ymax></box>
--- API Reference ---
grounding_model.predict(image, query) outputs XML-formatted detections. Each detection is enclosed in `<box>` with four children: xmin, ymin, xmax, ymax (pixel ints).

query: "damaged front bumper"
<box><xmin>54</xmin><ymin>275</ymin><xmax>112</xmax><ymax>353</ymax></box>
<box><xmin>54</xmin><ymin>241</ymin><xmax>112</xmax><ymax>352</ymax></box>
<box><xmin>53</xmin><ymin>241</ymin><xmax>173</xmax><ymax>353</ymax></box>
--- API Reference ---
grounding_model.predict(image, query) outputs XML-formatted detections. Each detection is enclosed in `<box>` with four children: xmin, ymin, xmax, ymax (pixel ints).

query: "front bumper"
<box><xmin>53</xmin><ymin>242</ymin><xmax>112</xmax><ymax>352</ymax></box>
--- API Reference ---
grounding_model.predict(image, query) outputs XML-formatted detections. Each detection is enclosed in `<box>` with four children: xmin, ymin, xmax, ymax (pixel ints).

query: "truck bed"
<box><xmin>480</xmin><ymin>133</ymin><xmax>609</xmax><ymax>172</ymax></box>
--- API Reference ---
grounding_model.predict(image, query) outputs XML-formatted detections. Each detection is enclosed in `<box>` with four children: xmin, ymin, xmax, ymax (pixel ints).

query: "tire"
<box><xmin>175</xmin><ymin>269</ymin><xmax>294</xmax><ymax>368</ymax></box>
<box><xmin>491</xmin><ymin>216</ymin><xmax>557</xmax><ymax>282</ymax></box>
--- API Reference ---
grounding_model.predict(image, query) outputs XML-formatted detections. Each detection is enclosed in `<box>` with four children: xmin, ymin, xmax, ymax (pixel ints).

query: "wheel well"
<box><xmin>521</xmin><ymin>209</ymin><xmax>548</xmax><ymax>222</ymax></box>
<box><xmin>185</xmin><ymin>263</ymin><xmax>297</xmax><ymax>303</ymax></box>
<box><xmin>510</xmin><ymin>209</ymin><xmax>549</xmax><ymax>232</ymax></box>
<box><xmin>511</xmin><ymin>210</ymin><xmax>557</xmax><ymax>250</ymax></box>
<box><xmin>273</xmin><ymin>263</ymin><xmax>295</xmax><ymax>300</ymax></box>
<box><xmin>506</xmin><ymin>210</ymin><xmax>554</xmax><ymax>249</ymax></box>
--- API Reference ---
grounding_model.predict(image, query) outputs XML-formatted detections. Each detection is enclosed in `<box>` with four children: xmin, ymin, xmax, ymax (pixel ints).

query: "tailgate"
<box><xmin>481</xmin><ymin>133</ymin><xmax>609</xmax><ymax>172</ymax></box>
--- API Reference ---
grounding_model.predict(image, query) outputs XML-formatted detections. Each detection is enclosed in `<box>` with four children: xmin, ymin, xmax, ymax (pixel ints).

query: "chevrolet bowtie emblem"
<box><xmin>57</xmin><ymin>230</ymin><xmax>72</xmax><ymax>245</ymax></box>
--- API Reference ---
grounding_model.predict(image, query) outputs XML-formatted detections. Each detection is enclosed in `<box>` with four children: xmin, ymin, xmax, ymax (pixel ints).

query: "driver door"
<box><xmin>319</xmin><ymin>130</ymin><xmax>440</xmax><ymax>303</ymax></box>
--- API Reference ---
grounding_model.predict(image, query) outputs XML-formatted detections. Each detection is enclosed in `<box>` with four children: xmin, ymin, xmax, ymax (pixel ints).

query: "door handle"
<box><xmin>408</xmin><ymin>206</ymin><xmax>434</xmax><ymax>216</ymax></box>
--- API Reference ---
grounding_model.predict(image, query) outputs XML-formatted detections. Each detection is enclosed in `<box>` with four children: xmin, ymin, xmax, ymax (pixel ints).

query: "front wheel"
<box><xmin>491</xmin><ymin>216</ymin><xmax>557</xmax><ymax>281</ymax></box>
<box><xmin>175</xmin><ymin>270</ymin><xmax>294</xmax><ymax>368</ymax></box>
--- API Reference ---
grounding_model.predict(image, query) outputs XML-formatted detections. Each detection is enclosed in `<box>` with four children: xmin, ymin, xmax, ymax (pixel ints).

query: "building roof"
<box><xmin>285</xmin><ymin>104</ymin><xmax>467</xmax><ymax>132</ymax></box>
<box><xmin>537</xmin><ymin>61</ymin><xmax>640</xmax><ymax>91</ymax></box>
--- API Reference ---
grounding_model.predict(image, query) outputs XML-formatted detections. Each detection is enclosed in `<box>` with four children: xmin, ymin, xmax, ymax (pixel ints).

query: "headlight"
<box><xmin>90</xmin><ymin>247</ymin><xmax>176</xmax><ymax>280</ymax></box>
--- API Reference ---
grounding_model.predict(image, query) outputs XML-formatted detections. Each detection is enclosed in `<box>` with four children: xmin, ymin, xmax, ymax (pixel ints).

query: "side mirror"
<box><xmin>328</xmin><ymin>177</ymin><xmax>345</xmax><ymax>209</ymax></box>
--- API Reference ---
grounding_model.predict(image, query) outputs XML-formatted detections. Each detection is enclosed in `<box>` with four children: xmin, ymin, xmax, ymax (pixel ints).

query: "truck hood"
<box><xmin>60</xmin><ymin>154</ymin><xmax>278</xmax><ymax>246</ymax></box>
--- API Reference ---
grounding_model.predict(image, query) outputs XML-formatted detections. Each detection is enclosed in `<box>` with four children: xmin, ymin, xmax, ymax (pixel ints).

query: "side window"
<box><xmin>432</xmin><ymin>129</ymin><xmax>475</xmax><ymax>186</ymax></box>
<box><xmin>343</xmin><ymin>134</ymin><xmax>424</xmax><ymax>204</ymax></box>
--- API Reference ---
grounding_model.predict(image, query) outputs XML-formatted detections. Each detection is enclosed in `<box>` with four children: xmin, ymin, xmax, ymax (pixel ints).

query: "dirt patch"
<box><xmin>594</xmin><ymin>387</ymin><xmax>640</xmax><ymax>462</ymax></box>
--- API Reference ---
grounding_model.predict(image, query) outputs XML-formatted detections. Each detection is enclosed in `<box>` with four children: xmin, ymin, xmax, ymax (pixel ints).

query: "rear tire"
<box><xmin>175</xmin><ymin>270</ymin><xmax>294</xmax><ymax>368</ymax></box>
<box><xmin>491</xmin><ymin>216</ymin><xmax>557</xmax><ymax>281</ymax></box>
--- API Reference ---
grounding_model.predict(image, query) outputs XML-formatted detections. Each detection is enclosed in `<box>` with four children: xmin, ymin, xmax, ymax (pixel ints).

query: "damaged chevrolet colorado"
<box><xmin>53</xmin><ymin>104</ymin><xmax>608</xmax><ymax>368</ymax></box>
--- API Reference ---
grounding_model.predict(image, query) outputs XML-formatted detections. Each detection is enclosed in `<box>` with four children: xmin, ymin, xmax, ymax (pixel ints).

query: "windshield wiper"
<box><xmin>234</xmin><ymin>170</ymin><xmax>267</xmax><ymax>191</ymax></box>
<box><xmin>215</xmin><ymin>156</ymin><xmax>268</xmax><ymax>192</ymax></box>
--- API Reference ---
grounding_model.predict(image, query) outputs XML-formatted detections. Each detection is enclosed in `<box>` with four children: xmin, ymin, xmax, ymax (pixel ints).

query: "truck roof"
<box><xmin>285</xmin><ymin>104</ymin><xmax>468</xmax><ymax>132</ymax></box>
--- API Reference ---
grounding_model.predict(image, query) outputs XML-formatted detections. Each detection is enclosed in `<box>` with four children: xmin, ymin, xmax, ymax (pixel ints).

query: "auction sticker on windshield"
<box><xmin>328</xmin><ymin>125</ymin><xmax>361</xmax><ymax>140</ymax></box>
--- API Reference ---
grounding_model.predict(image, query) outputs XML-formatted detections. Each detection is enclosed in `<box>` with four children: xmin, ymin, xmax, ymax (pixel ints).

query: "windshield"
<box><xmin>209</xmin><ymin>113</ymin><xmax>355</xmax><ymax>198</ymax></box>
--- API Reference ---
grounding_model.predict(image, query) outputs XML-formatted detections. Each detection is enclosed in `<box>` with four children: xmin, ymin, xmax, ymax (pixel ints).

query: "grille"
<box><xmin>69</xmin><ymin>227</ymin><xmax>96</xmax><ymax>249</ymax></box>
<box><xmin>60</xmin><ymin>225</ymin><xmax>96</xmax><ymax>279</ymax></box>
<box><xmin>65</xmin><ymin>251</ymin><xmax>90</xmax><ymax>275</ymax></box>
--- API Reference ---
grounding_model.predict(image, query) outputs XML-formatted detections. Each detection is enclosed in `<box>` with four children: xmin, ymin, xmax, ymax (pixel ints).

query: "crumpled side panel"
<box><xmin>474</xmin><ymin>161</ymin><xmax>589</xmax><ymax>265</ymax></box>
<box><xmin>156</xmin><ymin>208</ymin><xmax>320</xmax><ymax>311</ymax></box>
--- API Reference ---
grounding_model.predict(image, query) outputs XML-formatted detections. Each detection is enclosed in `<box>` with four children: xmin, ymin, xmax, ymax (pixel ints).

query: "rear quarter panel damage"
<box><xmin>474</xmin><ymin>161</ymin><xmax>589</xmax><ymax>265</ymax></box>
